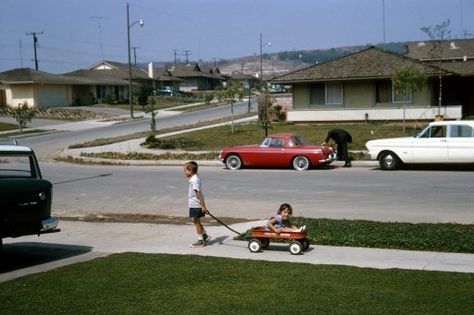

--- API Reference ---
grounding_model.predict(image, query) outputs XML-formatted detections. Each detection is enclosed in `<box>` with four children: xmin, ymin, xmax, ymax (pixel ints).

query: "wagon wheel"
<box><xmin>248</xmin><ymin>239</ymin><xmax>262</xmax><ymax>253</ymax></box>
<box><xmin>289</xmin><ymin>241</ymin><xmax>303</xmax><ymax>255</ymax></box>
<box><xmin>259</xmin><ymin>238</ymin><xmax>270</xmax><ymax>249</ymax></box>
<box><xmin>301</xmin><ymin>238</ymin><xmax>310</xmax><ymax>250</ymax></box>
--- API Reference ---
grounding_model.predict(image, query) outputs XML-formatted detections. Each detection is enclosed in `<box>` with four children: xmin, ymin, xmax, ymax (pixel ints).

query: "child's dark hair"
<box><xmin>184</xmin><ymin>161</ymin><xmax>198</xmax><ymax>174</ymax></box>
<box><xmin>278</xmin><ymin>203</ymin><xmax>293</xmax><ymax>215</ymax></box>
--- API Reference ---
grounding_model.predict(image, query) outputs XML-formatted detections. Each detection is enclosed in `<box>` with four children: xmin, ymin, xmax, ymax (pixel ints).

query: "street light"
<box><xmin>259</xmin><ymin>33</ymin><xmax>271</xmax><ymax>91</ymax></box>
<box><xmin>126</xmin><ymin>2</ymin><xmax>144</xmax><ymax>119</ymax></box>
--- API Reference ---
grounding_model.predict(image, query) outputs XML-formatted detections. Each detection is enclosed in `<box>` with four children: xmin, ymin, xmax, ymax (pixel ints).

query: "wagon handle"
<box><xmin>205</xmin><ymin>209</ymin><xmax>247</xmax><ymax>239</ymax></box>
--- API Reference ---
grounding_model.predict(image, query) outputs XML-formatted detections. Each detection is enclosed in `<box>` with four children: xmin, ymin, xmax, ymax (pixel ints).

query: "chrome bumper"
<box><xmin>319</xmin><ymin>153</ymin><xmax>337</xmax><ymax>164</ymax></box>
<box><xmin>41</xmin><ymin>216</ymin><xmax>59</xmax><ymax>231</ymax></box>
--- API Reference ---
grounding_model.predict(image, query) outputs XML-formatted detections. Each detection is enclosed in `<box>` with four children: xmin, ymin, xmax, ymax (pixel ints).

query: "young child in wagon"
<box><xmin>266</xmin><ymin>203</ymin><xmax>305</xmax><ymax>233</ymax></box>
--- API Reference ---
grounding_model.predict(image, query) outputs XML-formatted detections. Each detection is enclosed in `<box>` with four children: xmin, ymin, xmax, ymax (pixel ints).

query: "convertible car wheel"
<box><xmin>292</xmin><ymin>156</ymin><xmax>310</xmax><ymax>171</ymax></box>
<box><xmin>379</xmin><ymin>152</ymin><xmax>401</xmax><ymax>170</ymax></box>
<box><xmin>225</xmin><ymin>154</ymin><xmax>242</xmax><ymax>170</ymax></box>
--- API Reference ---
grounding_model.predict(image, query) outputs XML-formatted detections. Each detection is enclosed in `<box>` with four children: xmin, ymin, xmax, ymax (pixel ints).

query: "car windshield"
<box><xmin>417</xmin><ymin>125</ymin><xmax>447</xmax><ymax>138</ymax></box>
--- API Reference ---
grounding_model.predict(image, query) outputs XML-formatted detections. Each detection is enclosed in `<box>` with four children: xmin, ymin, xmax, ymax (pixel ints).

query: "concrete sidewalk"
<box><xmin>2</xmin><ymin>220</ymin><xmax>473</xmax><ymax>283</ymax></box>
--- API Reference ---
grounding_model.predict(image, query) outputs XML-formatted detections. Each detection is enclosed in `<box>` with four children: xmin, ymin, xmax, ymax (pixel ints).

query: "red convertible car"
<box><xmin>219</xmin><ymin>133</ymin><xmax>335</xmax><ymax>171</ymax></box>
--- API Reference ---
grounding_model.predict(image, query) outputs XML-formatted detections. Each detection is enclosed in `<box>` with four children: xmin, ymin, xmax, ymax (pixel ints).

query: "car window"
<box><xmin>260</xmin><ymin>138</ymin><xmax>271</xmax><ymax>147</ymax></box>
<box><xmin>429</xmin><ymin>126</ymin><xmax>446</xmax><ymax>138</ymax></box>
<box><xmin>450</xmin><ymin>125</ymin><xmax>474</xmax><ymax>138</ymax></box>
<box><xmin>268</xmin><ymin>138</ymin><xmax>284</xmax><ymax>147</ymax></box>
<box><xmin>0</xmin><ymin>155</ymin><xmax>34</xmax><ymax>178</ymax></box>
<box><xmin>293</xmin><ymin>135</ymin><xmax>306</xmax><ymax>145</ymax></box>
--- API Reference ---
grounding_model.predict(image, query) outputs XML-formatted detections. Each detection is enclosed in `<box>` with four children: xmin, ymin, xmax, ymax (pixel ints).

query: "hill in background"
<box><xmin>142</xmin><ymin>42</ymin><xmax>406</xmax><ymax>79</ymax></box>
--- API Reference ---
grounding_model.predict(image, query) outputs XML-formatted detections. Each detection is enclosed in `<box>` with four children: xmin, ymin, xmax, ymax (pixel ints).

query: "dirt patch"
<box><xmin>59</xmin><ymin>213</ymin><xmax>255</xmax><ymax>226</ymax></box>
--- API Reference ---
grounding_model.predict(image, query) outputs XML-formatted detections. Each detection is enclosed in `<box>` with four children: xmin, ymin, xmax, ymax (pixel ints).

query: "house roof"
<box><xmin>404</xmin><ymin>39</ymin><xmax>474</xmax><ymax>61</ymax></box>
<box><xmin>164</xmin><ymin>63</ymin><xmax>223</xmax><ymax>80</ymax></box>
<box><xmin>0</xmin><ymin>68</ymin><xmax>128</xmax><ymax>86</ymax></box>
<box><xmin>86</xmin><ymin>60</ymin><xmax>151</xmax><ymax>80</ymax></box>
<box><xmin>272</xmin><ymin>46</ymin><xmax>447</xmax><ymax>84</ymax></box>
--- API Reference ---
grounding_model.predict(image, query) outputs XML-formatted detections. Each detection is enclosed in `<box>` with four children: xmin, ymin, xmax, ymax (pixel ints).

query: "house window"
<box><xmin>96</xmin><ymin>86</ymin><xmax>107</xmax><ymax>99</ymax></box>
<box><xmin>393</xmin><ymin>87</ymin><xmax>412</xmax><ymax>103</ymax></box>
<box><xmin>310</xmin><ymin>83</ymin><xmax>343</xmax><ymax>105</ymax></box>
<box><xmin>376</xmin><ymin>80</ymin><xmax>412</xmax><ymax>103</ymax></box>
<box><xmin>376</xmin><ymin>81</ymin><xmax>391</xmax><ymax>103</ymax></box>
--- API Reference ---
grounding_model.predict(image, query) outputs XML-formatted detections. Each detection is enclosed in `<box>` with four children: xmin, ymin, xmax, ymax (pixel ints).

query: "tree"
<box><xmin>144</xmin><ymin>97</ymin><xmax>158</xmax><ymax>135</ymax></box>
<box><xmin>421</xmin><ymin>19</ymin><xmax>451</xmax><ymax>116</ymax></box>
<box><xmin>392</xmin><ymin>67</ymin><xmax>426</xmax><ymax>131</ymax></box>
<box><xmin>12</xmin><ymin>102</ymin><xmax>37</xmax><ymax>133</ymax></box>
<box><xmin>216</xmin><ymin>80</ymin><xmax>245</xmax><ymax>133</ymax></box>
<box><xmin>256</xmin><ymin>91</ymin><xmax>276</xmax><ymax>137</ymax></box>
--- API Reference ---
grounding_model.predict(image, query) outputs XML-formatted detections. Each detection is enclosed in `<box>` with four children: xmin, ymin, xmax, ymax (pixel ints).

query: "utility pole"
<box><xmin>26</xmin><ymin>31</ymin><xmax>43</xmax><ymax>70</ymax></box>
<box><xmin>173</xmin><ymin>49</ymin><xmax>178</xmax><ymax>65</ymax></box>
<box><xmin>131</xmin><ymin>46</ymin><xmax>140</xmax><ymax>65</ymax></box>
<box><xmin>19</xmin><ymin>40</ymin><xmax>24</xmax><ymax>67</ymax></box>
<box><xmin>183</xmin><ymin>50</ymin><xmax>192</xmax><ymax>64</ymax></box>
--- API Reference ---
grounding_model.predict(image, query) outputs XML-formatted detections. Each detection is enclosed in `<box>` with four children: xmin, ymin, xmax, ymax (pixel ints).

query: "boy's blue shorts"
<box><xmin>189</xmin><ymin>207</ymin><xmax>204</xmax><ymax>218</ymax></box>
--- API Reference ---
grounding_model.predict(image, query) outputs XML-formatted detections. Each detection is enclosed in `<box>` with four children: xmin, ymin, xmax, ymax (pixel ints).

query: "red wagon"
<box><xmin>248</xmin><ymin>226</ymin><xmax>310</xmax><ymax>255</ymax></box>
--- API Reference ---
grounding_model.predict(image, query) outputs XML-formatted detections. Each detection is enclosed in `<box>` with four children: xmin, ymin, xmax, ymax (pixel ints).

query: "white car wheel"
<box><xmin>225</xmin><ymin>154</ymin><xmax>242</xmax><ymax>170</ymax></box>
<box><xmin>379</xmin><ymin>152</ymin><xmax>401</xmax><ymax>170</ymax></box>
<box><xmin>292</xmin><ymin>156</ymin><xmax>310</xmax><ymax>171</ymax></box>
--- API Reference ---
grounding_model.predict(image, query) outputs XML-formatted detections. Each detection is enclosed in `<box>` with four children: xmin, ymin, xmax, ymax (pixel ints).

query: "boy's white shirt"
<box><xmin>188</xmin><ymin>174</ymin><xmax>204</xmax><ymax>208</ymax></box>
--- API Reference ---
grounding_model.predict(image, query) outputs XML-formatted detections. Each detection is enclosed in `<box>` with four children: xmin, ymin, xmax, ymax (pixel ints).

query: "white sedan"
<box><xmin>366</xmin><ymin>120</ymin><xmax>474</xmax><ymax>170</ymax></box>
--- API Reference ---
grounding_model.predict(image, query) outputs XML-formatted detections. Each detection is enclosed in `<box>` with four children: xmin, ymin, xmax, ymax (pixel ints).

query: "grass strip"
<box><xmin>0</xmin><ymin>253</ymin><xmax>472</xmax><ymax>314</ymax></box>
<box><xmin>80</xmin><ymin>151</ymin><xmax>219</xmax><ymax>161</ymax></box>
<box><xmin>235</xmin><ymin>218</ymin><xmax>474</xmax><ymax>254</ymax></box>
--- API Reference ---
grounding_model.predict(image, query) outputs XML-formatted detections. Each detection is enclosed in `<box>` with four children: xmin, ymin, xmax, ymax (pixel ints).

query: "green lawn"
<box><xmin>0</xmin><ymin>122</ymin><xmax>17</xmax><ymax>132</ymax></box>
<box><xmin>1</xmin><ymin>253</ymin><xmax>472</xmax><ymax>314</ymax></box>
<box><xmin>161</xmin><ymin>121</ymin><xmax>420</xmax><ymax>151</ymax></box>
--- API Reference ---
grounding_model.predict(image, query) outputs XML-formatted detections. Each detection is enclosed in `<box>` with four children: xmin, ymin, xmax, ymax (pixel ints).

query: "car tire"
<box><xmin>379</xmin><ymin>152</ymin><xmax>401</xmax><ymax>170</ymax></box>
<box><xmin>225</xmin><ymin>154</ymin><xmax>242</xmax><ymax>170</ymax></box>
<box><xmin>292</xmin><ymin>156</ymin><xmax>310</xmax><ymax>171</ymax></box>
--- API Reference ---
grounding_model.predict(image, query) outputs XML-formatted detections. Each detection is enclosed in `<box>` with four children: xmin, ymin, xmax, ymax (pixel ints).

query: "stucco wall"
<box><xmin>344</xmin><ymin>81</ymin><xmax>373</xmax><ymax>108</ymax></box>
<box><xmin>10</xmin><ymin>85</ymin><xmax>36</xmax><ymax>107</ymax></box>
<box><xmin>287</xmin><ymin>106</ymin><xmax>463</xmax><ymax>122</ymax></box>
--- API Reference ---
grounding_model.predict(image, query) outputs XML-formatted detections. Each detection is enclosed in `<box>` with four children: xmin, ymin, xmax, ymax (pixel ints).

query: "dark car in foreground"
<box><xmin>219</xmin><ymin>133</ymin><xmax>335</xmax><ymax>171</ymax></box>
<box><xmin>0</xmin><ymin>141</ymin><xmax>59</xmax><ymax>250</ymax></box>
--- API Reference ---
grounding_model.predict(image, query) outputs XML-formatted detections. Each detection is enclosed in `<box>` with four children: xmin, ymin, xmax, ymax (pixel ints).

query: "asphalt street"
<box><xmin>1</xmin><ymin>106</ymin><xmax>473</xmax><ymax>282</ymax></box>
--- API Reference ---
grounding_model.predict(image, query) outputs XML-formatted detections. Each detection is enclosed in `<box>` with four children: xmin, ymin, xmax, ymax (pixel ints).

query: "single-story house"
<box><xmin>272</xmin><ymin>45</ymin><xmax>467</xmax><ymax>122</ymax></box>
<box><xmin>0</xmin><ymin>68</ymin><xmax>129</xmax><ymax>107</ymax></box>
<box><xmin>225</xmin><ymin>72</ymin><xmax>259</xmax><ymax>89</ymax></box>
<box><xmin>163</xmin><ymin>63</ymin><xmax>224</xmax><ymax>91</ymax></box>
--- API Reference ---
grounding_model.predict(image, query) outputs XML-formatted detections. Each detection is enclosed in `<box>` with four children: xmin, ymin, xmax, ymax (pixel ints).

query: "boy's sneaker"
<box><xmin>203</xmin><ymin>233</ymin><xmax>212</xmax><ymax>244</ymax></box>
<box><xmin>189</xmin><ymin>240</ymin><xmax>205</xmax><ymax>248</ymax></box>
<box><xmin>299</xmin><ymin>225</ymin><xmax>306</xmax><ymax>232</ymax></box>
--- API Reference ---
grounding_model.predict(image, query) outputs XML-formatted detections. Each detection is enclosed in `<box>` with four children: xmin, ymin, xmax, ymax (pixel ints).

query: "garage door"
<box><xmin>37</xmin><ymin>85</ymin><xmax>69</xmax><ymax>107</ymax></box>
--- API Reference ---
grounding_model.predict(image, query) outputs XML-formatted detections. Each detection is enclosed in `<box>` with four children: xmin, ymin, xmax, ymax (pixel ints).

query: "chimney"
<box><xmin>148</xmin><ymin>62</ymin><xmax>154</xmax><ymax>78</ymax></box>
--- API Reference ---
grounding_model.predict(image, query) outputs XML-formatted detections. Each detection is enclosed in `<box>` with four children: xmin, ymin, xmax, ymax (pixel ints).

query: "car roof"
<box><xmin>429</xmin><ymin>120</ymin><xmax>474</xmax><ymax>127</ymax></box>
<box><xmin>0</xmin><ymin>144</ymin><xmax>33</xmax><ymax>152</ymax></box>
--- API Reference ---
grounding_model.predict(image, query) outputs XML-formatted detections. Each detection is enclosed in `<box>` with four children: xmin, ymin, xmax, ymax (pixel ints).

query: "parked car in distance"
<box><xmin>0</xmin><ymin>140</ymin><xmax>59</xmax><ymax>250</ymax></box>
<box><xmin>152</xmin><ymin>86</ymin><xmax>180</xmax><ymax>97</ymax></box>
<box><xmin>219</xmin><ymin>133</ymin><xmax>335</xmax><ymax>171</ymax></box>
<box><xmin>365</xmin><ymin>120</ymin><xmax>474</xmax><ymax>170</ymax></box>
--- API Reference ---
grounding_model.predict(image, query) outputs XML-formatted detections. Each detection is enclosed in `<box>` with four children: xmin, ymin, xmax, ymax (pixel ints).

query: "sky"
<box><xmin>1</xmin><ymin>0</ymin><xmax>473</xmax><ymax>74</ymax></box>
